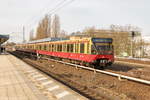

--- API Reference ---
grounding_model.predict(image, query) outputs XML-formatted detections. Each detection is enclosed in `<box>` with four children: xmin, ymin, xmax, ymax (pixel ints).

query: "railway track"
<box><xmin>42</xmin><ymin>57</ymin><xmax>150</xmax><ymax>85</ymax></box>
<box><xmin>11</xmin><ymin>51</ymin><xmax>150</xmax><ymax>100</ymax></box>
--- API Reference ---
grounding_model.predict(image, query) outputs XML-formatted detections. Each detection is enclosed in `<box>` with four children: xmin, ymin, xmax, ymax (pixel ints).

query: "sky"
<box><xmin>0</xmin><ymin>0</ymin><xmax>150</xmax><ymax>42</ymax></box>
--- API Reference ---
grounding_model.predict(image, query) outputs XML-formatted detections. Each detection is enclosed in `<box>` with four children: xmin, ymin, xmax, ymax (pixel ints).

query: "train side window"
<box><xmin>46</xmin><ymin>44</ymin><xmax>49</xmax><ymax>51</ymax></box>
<box><xmin>91</xmin><ymin>45</ymin><xmax>97</xmax><ymax>54</ymax></box>
<box><xmin>54</xmin><ymin>44</ymin><xmax>56</xmax><ymax>52</ymax></box>
<box><xmin>70</xmin><ymin>44</ymin><xmax>74</xmax><ymax>52</ymax></box>
<box><xmin>41</xmin><ymin>45</ymin><xmax>43</xmax><ymax>50</ymax></box>
<box><xmin>58</xmin><ymin>44</ymin><xmax>60</xmax><ymax>52</ymax></box>
<box><xmin>49</xmin><ymin>44</ymin><xmax>51</xmax><ymax>51</ymax></box>
<box><xmin>44</xmin><ymin>45</ymin><xmax>47</xmax><ymax>50</ymax></box>
<box><xmin>67</xmin><ymin>44</ymin><xmax>70</xmax><ymax>52</ymax></box>
<box><xmin>39</xmin><ymin>45</ymin><xmax>41</xmax><ymax>50</ymax></box>
<box><xmin>75</xmin><ymin>44</ymin><xmax>77</xmax><ymax>53</ymax></box>
<box><xmin>42</xmin><ymin>45</ymin><xmax>44</xmax><ymax>50</ymax></box>
<box><xmin>41</xmin><ymin>45</ymin><xmax>42</xmax><ymax>50</ymax></box>
<box><xmin>52</xmin><ymin>44</ymin><xmax>54</xmax><ymax>51</ymax></box>
<box><xmin>57</xmin><ymin>44</ymin><xmax>59</xmax><ymax>52</ymax></box>
<box><xmin>55</xmin><ymin>44</ymin><xmax>57</xmax><ymax>52</ymax></box>
<box><xmin>87</xmin><ymin>43</ymin><xmax>90</xmax><ymax>54</ymax></box>
<box><xmin>60</xmin><ymin>44</ymin><xmax>62</xmax><ymax>52</ymax></box>
<box><xmin>35</xmin><ymin>45</ymin><xmax>37</xmax><ymax>49</ymax></box>
<box><xmin>62</xmin><ymin>44</ymin><xmax>64</xmax><ymax>52</ymax></box>
<box><xmin>80</xmin><ymin>43</ymin><xmax>84</xmax><ymax>53</ymax></box>
<box><xmin>63</xmin><ymin>44</ymin><xmax>67</xmax><ymax>52</ymax></box>
<box><xmin>76</xmin><ymin>44</ymin><xmax>79</xmax><ymax>53</ymax></box>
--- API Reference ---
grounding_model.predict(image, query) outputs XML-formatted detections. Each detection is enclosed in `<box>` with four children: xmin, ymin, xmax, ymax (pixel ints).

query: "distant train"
<box><xmin>15</xmin><ymin>37</ymin><xmax>114</xmax><ymax>69</ymax></box>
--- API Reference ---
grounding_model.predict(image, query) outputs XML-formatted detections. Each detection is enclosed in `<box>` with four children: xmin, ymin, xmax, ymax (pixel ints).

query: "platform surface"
<box><xmin>0</xmin><ymin>54</ymin><xmax>49</xmax><ymax>100</ymax></box>
<box><xmin>0</xmin><ymin>54</ymin><xmax>88</xmax><ymax>100</ymax></box>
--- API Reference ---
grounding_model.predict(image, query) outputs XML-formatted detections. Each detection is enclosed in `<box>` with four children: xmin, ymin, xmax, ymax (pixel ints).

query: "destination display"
<box><xmin>92</xmin><ymin>38</ymin><xmax>113</xmax><ymax>43</ymax></box>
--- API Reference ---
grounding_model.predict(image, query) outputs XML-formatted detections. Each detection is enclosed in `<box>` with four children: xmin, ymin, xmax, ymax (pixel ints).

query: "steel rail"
<box><xmin>43</xmin><ymin>57</ymin><xmax>150</xmax><ymax>85</ymax></box>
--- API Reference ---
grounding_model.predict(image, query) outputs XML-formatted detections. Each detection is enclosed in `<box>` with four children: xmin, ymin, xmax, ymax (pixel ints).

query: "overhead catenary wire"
<box><xmin>47</xmin><ymin>0</ymin><xmax>75</xmax><ymax>15</ymax></box>
<box><xmin>26</xmin><ymin>0</ymin><xmax>74</xmax><ymax>28</ymax></box>
<box><xmin>24</xmin><ymin>0</ymin><xmax>75</xmax><ymax>42</ymax></box>
<box><xmin>25</xmin><ymin>0</ymin><xmax>63</xmax><ymax>27</ymax></box>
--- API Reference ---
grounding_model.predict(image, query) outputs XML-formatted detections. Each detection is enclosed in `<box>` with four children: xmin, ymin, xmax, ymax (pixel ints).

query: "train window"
<box><xmin>63</xmin><ymin>44</ymin><xmax>67</xmax><ymax>52</ymax></box>
<box><xmin>46</xmin><ymin>44</ymin><xmax>48</xmax><ymax>50</ymax></box>
<box><xmin>57</xmin><ymin>44</ymin><xmax>59</xmax><ymax>51</ymax></box>
<box><xmin>57</xmin><ymin>44</ymin><xmax>59</xmax><ymax>52</ymax></box>
<box><xmin>60</xmin><ymin>44</ymin><xmax>62</xmax><ymax>52</ymax></box>
<box><xmin>41</xmin><ymin>45</ymin><xmax>43</xmax><ymax>50</ymax></box>
<box><xmin>91</xmin><ymin>45</ymin><xmax>97</xmax><ymax>54</ymax></box>
<box><xmin>70</xmin><ymin>44</ymin><xmax>74</xmax><ymax>52</ymax></box>
<box><xmin>50</xmin><ymin>44</ymin><xmax>52</xmax><ymax>51</ymax></box>
<box><xmin>75</xmin><ymin>44</ymin><xmax>79</xmax><ymax>53</ymax></box>
<box><xmin>62</xmin><ymin>44</ymin><xmax>64</xmax><ymax>52</ymax></box>
<box><xmin>52</xmin><ymin>44</ymin><xmax>54</xmax><ymax>51</ymax></box>
<box><xmin>54</xmin><ymin>44</ymin><xmax>57</xmax><ymax>52</ymax></box>
<box><xmin>80</xmin><ymin>43</ymin><xmax>84</xmax><ymax>53</ymax></box>
<box><xmin>58</xmin><ymin>45</ymin><xmax>59</xmax><ymax>51</ymax></box>
<box><xmin>35</xmin><ymin>45</ymin><xmax>37</xmax><ymax>49</ymax></box>
<box><xmin>49</xmin><ymin>44</ymin><xmax>51</xmax><ymax>51</ymax></box>
<box><xmin>67</xmin><ymin>44</ymin><xmax>70</xmax><ymax>52</ymax></box>
<box><xmin>39</xmin><ymin>45</ymin><xmax>42</xmax><ymax>50</ymax></box>
<box><xmin>87</xmin><ymin>43</ymin><xmax>90</xmax><ymax>54</ymax></box>
<box><xmin>43</xmin><ymin>45</ymin><xmax>46</xmax><ymax>50</ymax></box>
<box><xmin>75</xmin><ymin>44</ymin><xmax>77</xmax><ymax>53</ymax></box>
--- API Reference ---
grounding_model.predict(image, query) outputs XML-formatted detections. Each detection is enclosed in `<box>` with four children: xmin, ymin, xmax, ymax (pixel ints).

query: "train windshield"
<box><xmin>94</xmin><ymin>43</ymin><xmax>113</xmax><ymax>55</ymax></box>
<box><xmin>91</xmin><ymin>38</ymin><xmax>113</xmax><ymax>55</ymax></box>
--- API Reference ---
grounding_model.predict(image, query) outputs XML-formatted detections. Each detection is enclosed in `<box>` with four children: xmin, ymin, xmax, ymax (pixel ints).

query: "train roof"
<box><xmin>17</xmin><ymin>37</ymin><xmax>113</xmax><ymax>45</ymax></box>
<box><xmin>27</xmin><ymin>37</ymin><xmax>69</xmax><ymax>44</ymax></box>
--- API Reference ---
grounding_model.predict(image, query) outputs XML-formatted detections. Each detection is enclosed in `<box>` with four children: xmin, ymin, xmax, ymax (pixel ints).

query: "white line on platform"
<box><xmin>48</xmin><ymin>85</ymin><xmax>59</xmax><ymax>91</ymax></box>
<box><xmin>56</xmin><ymin>91</ymin><xmax>70</xmax><ymax>99</ymax></box>
<box><xmin>26</xmin><ymin>70</ymin><xmax>36</xmax><ymax>73</ymax></box>
<box><xmin>36</xmin><ymin>77</ymin><xmax>47</xmax><ymax>81</ymax></box>
<box><xmin>42</xmin><ymin>81</ymin><xmax>53</xmax><ymax>85</ymax></box>
<box><xmin>32</xmin><ymin>74</ymin><xmax>43</xmax><ymax>78</ymax></box>
<box><xmin>28</xmin><ymin>72</ymin><xmax>39</xmax><ymax>76</ymax></box>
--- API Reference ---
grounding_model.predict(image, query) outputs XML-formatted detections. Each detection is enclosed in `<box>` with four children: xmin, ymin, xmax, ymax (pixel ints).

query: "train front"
<box><xmin>91</xmin><ymin>38</ymin><xmax>114</xmax><ymax>68</ymax></box>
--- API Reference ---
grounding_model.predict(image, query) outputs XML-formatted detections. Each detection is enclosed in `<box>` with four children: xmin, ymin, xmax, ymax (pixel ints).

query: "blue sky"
<box><xmin>0</xmin><ymin>0</ymin><xmax>150</xmax><ymax>42</ymax></box>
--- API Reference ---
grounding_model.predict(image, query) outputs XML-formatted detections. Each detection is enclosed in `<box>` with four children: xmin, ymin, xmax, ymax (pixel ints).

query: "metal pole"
<box><xmin>23</xmin><ymin>26</ymin><xmax>25</xmax><ymax>43</ymax></box>
<box><xmin>131</xmin><ymin>39</ymin><xmax>133</xmax><ymax>57</ymax></box>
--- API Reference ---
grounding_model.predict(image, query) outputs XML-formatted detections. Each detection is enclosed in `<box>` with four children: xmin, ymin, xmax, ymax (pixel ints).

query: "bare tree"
<box><xmin>83</xmin><ymin>26</ymin><xmax>96</xmax><ymax>37</ymax></box>
<box><xmin>51</xmin><ymin>14</ymin><xmax>60</xmax><ymax>38</ymax></box>
<box><xmin>35</xmin><ymin>14</ymin><xmax>51</xmax><ymax>39</ymax></box>
<box><xmin>36</xmin><ymin>22</ymin><xmax>45</xmax><ymax>39</ymax></box>
<box><xmin>59</xmin><ymin>30</ymin><xmax>67</xmax><ymax>38</ymax></box>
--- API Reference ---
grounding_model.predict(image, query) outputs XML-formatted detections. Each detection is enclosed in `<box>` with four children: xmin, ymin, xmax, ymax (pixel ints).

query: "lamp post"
<box><xmin>131</xmin><ymin>31</ymin><xmax>135</xmax><ymax>58</ymax></box>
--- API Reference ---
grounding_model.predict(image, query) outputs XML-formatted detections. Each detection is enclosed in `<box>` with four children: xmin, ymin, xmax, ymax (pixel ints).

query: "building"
<box><xmin>143</xmin><ymin>36</ymin><xmax>150</xmax><ymax>57</ymax></box>
<box><xmin>0</xmin><ymin>34</ymin><xmax>9</xmax><ymax>53</ymax></box>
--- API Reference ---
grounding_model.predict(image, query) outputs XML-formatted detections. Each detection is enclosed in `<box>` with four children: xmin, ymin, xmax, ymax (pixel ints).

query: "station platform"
<box><xmin>0</xmin><ymin>54</ymin><xmax>87</xmax><ymax>100</ymax></box>
<box><xmin>0</xmin><ymin>54</ymin><xmax>49</xmax><ymax>100</ymax></box>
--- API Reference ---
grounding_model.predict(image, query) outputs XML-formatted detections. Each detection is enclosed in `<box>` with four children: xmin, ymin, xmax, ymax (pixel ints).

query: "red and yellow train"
<box><xmin>15</xmin><ymin>37</ymin><xmax>114</xmax><ymax>69</ymax></box>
